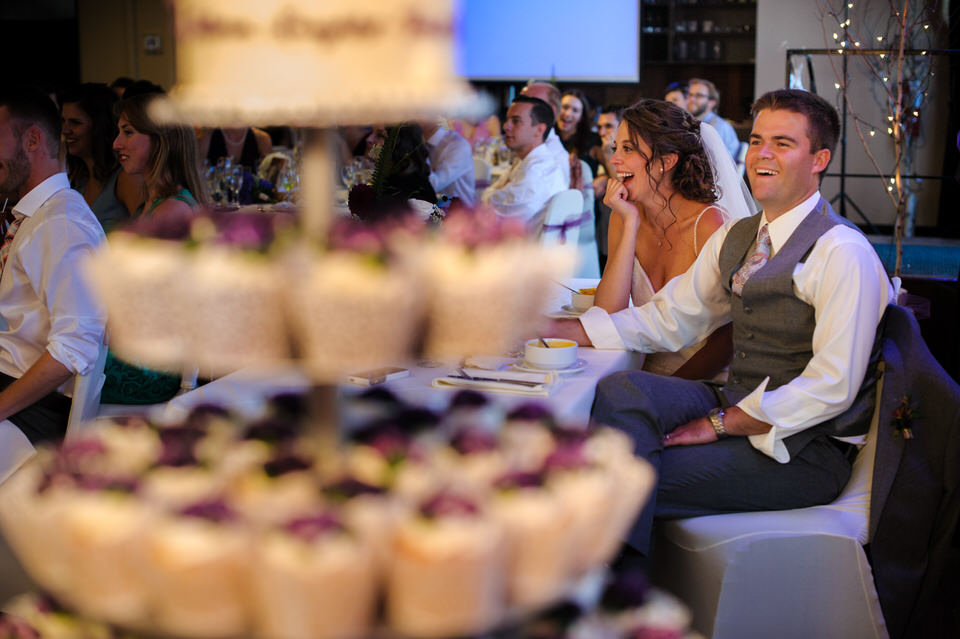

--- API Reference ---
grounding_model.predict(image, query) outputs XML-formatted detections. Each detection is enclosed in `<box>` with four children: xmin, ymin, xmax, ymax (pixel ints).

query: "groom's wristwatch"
<box><xmin>707</xmin><ymin>407</ymin><xmax>728</xmax><ymax>439</ymax></box>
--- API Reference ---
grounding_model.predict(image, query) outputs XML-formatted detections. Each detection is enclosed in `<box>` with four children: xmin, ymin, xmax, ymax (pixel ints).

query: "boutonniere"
<box><xmin>891</xmin><ymin>394</ymin><xmax>917</xmax><ymax>439</ymax></box>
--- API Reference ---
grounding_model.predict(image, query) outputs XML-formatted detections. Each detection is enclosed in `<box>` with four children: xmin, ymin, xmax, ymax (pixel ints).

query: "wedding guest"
<box><xmin>113</xmin><ymin>92</ymin><xmax>208</xmax><ymax>219</ymax></box>
<box><xmin>546</xmin><ymin>89</ymin><xmax>892</xmax><ymax>559</ymax></box>
<box><xmin>593</xmin><ymin>99</ymin><xmax>753</xmax><ymax>381</ymax></box>
<box><xmin>450</xmin><ymin>114</ymin><xmax>501</xmax><ymax>148</ymax></box>
<box><xmin>0</xmin><ymin>87</ymin><xmax>106</xmax><ymax>458</ymax></box>
<box><xmin>60</xmin><ymin>83</ymin><xmax>143</xmax><ymax>232</ymax></box>
<box><xmin>591</xmin><ymin>104</ymin><xmax>626</xmax><ymax>271</ymax></box>
<box><xmin>687</xmin><ymin>78</ymin><xmax>740</xmax><ymax>159</ymax></box>
<box><xmin>363</xmin><ymin>123</ymin><xmax>437</xmax><ymax>205</ymax></box>
<box><xmin>520</xmin><ymin>81</ymin><xmax>571</xmax><ymax>187</ymax></box>
<box><xmin>557</xmin><ymin>89</ymin><xmax>603</xmax><ymax>177</ymax></box>
<box><xmin>105</xmin><ymin>91</ymin><xmax>209</xmax><ymax>404</ymax></box>
<box><xmin>481</xmin><ymin>96</ymin><xmax>566</xmax><ymax>232</ymax></box>
<box><xmin>421</xmin><ymin>118</ymin><xmax>475</xmax><ymax>206</ymax></box>
<box><xmin>199</xmin><ymin>126</ymin><xmax>272</xmax><ymax>170</ymax></box>
<box><xmin>664</xmin><ymin>81</ymin><xmax>688</xmax><ymax>111</ymax></box>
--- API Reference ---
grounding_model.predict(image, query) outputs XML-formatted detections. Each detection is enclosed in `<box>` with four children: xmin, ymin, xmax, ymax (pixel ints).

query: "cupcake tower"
<box><xmin>0</xmin><ymin>391</ymin><xmax>654</xmax><ymax>639</ymax></box>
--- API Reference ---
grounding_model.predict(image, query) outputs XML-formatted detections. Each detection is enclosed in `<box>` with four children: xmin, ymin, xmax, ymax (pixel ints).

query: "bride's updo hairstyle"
<box><xmin>620</xmin><ymin>99</ymin><xmax>717</xmax><ymax>207</ymax></box>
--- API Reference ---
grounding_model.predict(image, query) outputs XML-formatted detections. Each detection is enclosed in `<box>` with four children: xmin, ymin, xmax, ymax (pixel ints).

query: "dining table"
<box><xmin>155</xmin><ymin>279</ymin><xmax>641</xmax><ymax>426</ymax></box>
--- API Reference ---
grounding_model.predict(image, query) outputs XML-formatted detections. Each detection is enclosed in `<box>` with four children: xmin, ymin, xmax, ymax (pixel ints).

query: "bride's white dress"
<box><xmin>631</xmin><ymin>205</ymin><xmax>732</xmax><ymax>380</ymax></box>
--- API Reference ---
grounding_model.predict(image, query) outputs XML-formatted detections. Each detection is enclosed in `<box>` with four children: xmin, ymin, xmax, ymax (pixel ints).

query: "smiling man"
<box><xmin>546</xmin><ymin>89</ymin><xmax>893</xmax><ymax>556</ymax></box>
<box><xmin>0</xmin><ymin>87</ymin><xmax>105</xmax><ymax>479</ymax></box>
<box><xmin>481</xmin><ymin>96</ymin><xmax>566</xmax><ymax>232</ymax></box>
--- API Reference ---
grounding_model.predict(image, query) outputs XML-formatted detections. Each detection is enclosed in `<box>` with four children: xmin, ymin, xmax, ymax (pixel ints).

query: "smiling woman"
<box><xmin>112</xmin><ymin>91</ymin><xmax>208</xmax><ymax>220</ymax></box>
<box><xmin>557</xmin><ymin>89</ymin><xmax>602</xmax><ymax>176</ymax></box>
<box><xmin>60</xmin><ymin>83</ymin><xmax>143</xmax><ymax>232</ymax></box>
<box><xmin>593</xmin><ymin>99</ymin><xmax>754</xmax><ymax>382</ymax></box>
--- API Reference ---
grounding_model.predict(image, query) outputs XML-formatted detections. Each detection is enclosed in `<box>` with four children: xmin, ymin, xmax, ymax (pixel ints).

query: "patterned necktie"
<box><xmin>0</xmin><ymin>212</ymin><xmax>24</xmax><ymax>279</ymax></box>
<box><xmin>731</xmin><ymin>223</ymin><xmax>771</xmax><ymax>296</ymax></box>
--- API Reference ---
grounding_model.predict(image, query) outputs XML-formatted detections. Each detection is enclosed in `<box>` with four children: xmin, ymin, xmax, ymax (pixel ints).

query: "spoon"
<box><xmin>553</xmin><ymin>280</ymin><xmax>579</xmax><ymax>293</ymax></box>
<box><xmin>538</xmin><ymin>336</ymin><xmax>551</xmax><ymax>348</ymax></box>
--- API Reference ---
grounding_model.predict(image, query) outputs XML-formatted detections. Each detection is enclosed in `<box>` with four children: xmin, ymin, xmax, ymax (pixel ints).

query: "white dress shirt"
<box><xmin>545</xmin><ymin>128</ymin><xmax>571</xmax><ymax>188</ymax></box>
<box><xmin>426</xmin><ymin>126</ymin><xmax>476</xmax><ymax>207</ymax></box>
<box><xmin>0</xmin><ymin>173</ymin><xmax>107</xmax><ymax>395</ymax></box>
<box><xmin>481</xmin><ymin>142</ymin><xmax>567</xmax><ymax>232</ymax></box>
<box><xmin>580</xmin><ymin>191</ymin><xmax>893</xmax><ymax>462</ymax></box>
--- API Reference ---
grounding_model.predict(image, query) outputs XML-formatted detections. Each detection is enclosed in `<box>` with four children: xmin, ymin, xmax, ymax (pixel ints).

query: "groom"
<box><xmin>548</xmin><ymin>89</ymin><xmax>894</xmax><ymax>554</ymax></box>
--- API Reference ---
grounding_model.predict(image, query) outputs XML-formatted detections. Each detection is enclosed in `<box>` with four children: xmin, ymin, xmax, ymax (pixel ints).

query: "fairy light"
<box><xmin>889</xmin><ymin>178</ymin><xmax>896</xmax><ymax>184</ymax></box>
<box><xmin>841</xmin><ymin>40</ymin><xmax>847</xmax><ymax>47</ymax></box>
<box><xmin>880</xmin><ymin>54</ymin><xmax>885</xmax><ymax>59</ymax></box>
<box><xmin>888</xmin><ymin>185</ymin><xmax>894</xmax><ymax>191</ymax></box>
<box><xmin>887</xmin><ymin>127</ymin><xmax>893</xmax><ymax>134</ymax></box>
<box><xmin>855</xmin><ymin>41</ymin><xmax>861</xmax><ymax>47</ymax></box>
<box><xmin>834</xmin><ymin>82</ymin><xmax>841</xmax><ymax>89</ymax></box>
<box><xmin>887</xmin><ymin>115</ymin><xmax>894</xmax><ymax>121</ymax></box>
<box><xmin>848</xmin><ymin>2</ymin><xmax>853</xmax><ymax>7</ymax></box>
<box><xmin>921</xmin><ymin>51</ymin><xmax>927</xmax><ymax>56</ymax></box>
<box><xmin>869</xmin><ymin>130</ymin><xmax>876</xmax><ymax>136</ymax></box>
<box><xmin>833</xmin><ymin>32</ymin><xmax>839</xmax><ymax>40</ymax></box>
<box><xmin>924</xmin><ymin>24</ymin><xmax>930</xmax><ymax>29</ymax></box>
<box><xmin>877</xmin><ymin>36</ymin><xmax>883</xmax><ymax>41</ymax></box>
<box><xmin>883</xmin><ymin>76</ymin><xmax>889</xmax><ymax>82</ymax></box>
<box><xmin>912</xmin><ymin>110</ymin><xmax>919</xmax><ymax>117</ymax></box>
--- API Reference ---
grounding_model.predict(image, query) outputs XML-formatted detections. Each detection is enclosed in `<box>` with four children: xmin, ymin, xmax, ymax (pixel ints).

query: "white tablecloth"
<box><xmin>156</xmin><ymin>278</ymin><xmax>635</xmax><ymax>424</ymax></box>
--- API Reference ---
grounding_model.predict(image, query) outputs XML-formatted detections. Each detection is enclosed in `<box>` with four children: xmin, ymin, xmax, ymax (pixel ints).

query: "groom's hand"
<box><xmin>663</xmin><ymin>417</ymin><xmax>717</xmax><ymax>446</ymax></box>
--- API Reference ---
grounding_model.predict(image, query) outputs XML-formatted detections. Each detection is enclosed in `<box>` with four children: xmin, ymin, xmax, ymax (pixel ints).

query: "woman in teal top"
<box><xmin>102</xmin><ymin>91</ymin><xmax>209</xmax><ymax>404</ymax></box>
<box><xmin>61</xmin><ymin>83</ymin><xmax>143</xmax><ymax>232</ymax></box>
<box><xmin>113</xmin><ymin>91</ymin><xmax>208</xmax><ymax>218</ymax></box>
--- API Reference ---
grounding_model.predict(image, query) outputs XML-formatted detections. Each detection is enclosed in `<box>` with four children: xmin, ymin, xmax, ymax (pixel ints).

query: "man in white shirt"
<box><xmin>519</xmin><ymin>82</ymin><xmax>571</xmax><ymax>188</ymax></box>
<box><xmin>421</xmin><ymin>119</ymin><xmax>475</xmax><ymax>207</ymax></box>
<box><xmin>546</xmin><ymin>89</ymin><xmax>893</xmax><ymax>555</ymax></box>
<box><xmin>687</xmin><ymin>78</ymin><xmax>741</xmax><ymax>160</ymax></box>
<box><xmin>0</xmin><ymin>88</ymin><xmax>106</xmax><ymax>450</ymax></box>
<box><xmin>481</xmin><ymin>96</ymin><xmax>566</xmax><ymax>232</ymax></box>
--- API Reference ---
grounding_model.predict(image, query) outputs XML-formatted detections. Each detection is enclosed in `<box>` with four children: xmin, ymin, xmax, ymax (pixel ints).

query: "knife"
<box><xmin>448</xmin><ymin>374</ymin><xmax>543</xmax><ymax>388</ymax></box>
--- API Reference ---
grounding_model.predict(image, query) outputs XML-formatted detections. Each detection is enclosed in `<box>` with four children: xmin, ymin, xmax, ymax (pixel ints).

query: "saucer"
<box><xmin>545</xmin><ymin>305</ymin><xmax>585</xmax><ymax>319</ymax></box>
<box><xmin>512</xmin><ymin>359</ymin><xmax>587</xmax><ymax>375</ymax></box>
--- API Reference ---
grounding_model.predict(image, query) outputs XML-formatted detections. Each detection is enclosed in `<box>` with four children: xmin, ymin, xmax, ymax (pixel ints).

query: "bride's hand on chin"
<box><xmin>603</xmin><ymin>178</ymin><xmax>640</xmax><ymax>224</ymax></box>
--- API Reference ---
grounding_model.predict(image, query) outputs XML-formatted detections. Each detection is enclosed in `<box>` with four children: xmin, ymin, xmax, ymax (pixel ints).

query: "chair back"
<box><xmin>540</xmin><ymin>189</ymin><xmax>584</xmax><ymax>247</ymax></box>
<box><xmin>65</xmin><ymin>339</ymin><xmax>109</xmax><ymax>440</ymax></box>
<box><xmin>735</xmin><ymin>141</ymin><xmax>748</xmax><ymax>177</ymax></box>
<box><xmin>575</xmin><ymin>160</ymin><xmax>600</xmax><ymax>277</ymax></box>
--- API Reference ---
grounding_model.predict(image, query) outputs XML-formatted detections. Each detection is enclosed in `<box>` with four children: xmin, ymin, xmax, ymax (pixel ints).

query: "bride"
<box><xmin>593</xmin><ymin>99</ymin><xmax>755</xmax><ymax>381</ymax></box>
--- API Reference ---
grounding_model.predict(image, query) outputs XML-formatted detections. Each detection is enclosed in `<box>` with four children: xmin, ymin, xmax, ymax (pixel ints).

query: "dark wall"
<box><xmin>0</xmin><ymin>1</ymin><xmax>79</xmax><ymax>91</ymax></box>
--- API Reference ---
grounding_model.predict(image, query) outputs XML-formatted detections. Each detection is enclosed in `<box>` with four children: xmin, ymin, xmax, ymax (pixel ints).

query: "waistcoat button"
<box><xmin>737</xmin><ymin>351</ymin><xmax>746</xmax><ymax>359</ymax></box>
<box><xmin>743</xmin><ymin>306</ymin><xmax>752</xmax><ymax>314</ymax></box>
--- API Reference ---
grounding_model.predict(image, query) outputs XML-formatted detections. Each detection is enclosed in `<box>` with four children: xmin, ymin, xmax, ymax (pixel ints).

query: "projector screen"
<box><xmin>456</xmin><ymin>0</ymin><xmax>639</xmax><ymax>83</ymax></box>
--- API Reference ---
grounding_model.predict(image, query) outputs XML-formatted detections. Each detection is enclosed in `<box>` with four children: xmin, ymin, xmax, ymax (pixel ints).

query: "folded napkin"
<box><xmin>431</xmin><ymin>367</ymin><xmax>558</xmax><ymax>397</ymax></box>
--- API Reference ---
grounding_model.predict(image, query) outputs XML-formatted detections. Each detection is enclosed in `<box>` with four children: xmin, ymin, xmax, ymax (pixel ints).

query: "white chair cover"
<box><xmin>575</xmin><ymin>160</ymin><xmax>601</xmax><ymax>278</ymax></box>
<box><xmin>65</xmin><ymin>339</ymin><xmax>109</xmax><ymax>440</ymax></box>
<box><xmin>540</xmin><ymin>189</ymin><xmax>584</xmax><ymax>247</ymax></box>
<box><xmin>473</xmin><ymin>156</ymin><xmax>492</xmax><ymax>183</ymax></box>
<box><xmin>650</xmin><ymin>369</ymin><xmax>889</xmax><ymax>639</ymax></box>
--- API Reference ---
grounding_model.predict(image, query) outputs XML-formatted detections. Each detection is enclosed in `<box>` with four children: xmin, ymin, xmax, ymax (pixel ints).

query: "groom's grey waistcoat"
<box><xmin>716</xmin><ymin>199</ymin><xmax>882</xmax><ymax>439</ymax></box>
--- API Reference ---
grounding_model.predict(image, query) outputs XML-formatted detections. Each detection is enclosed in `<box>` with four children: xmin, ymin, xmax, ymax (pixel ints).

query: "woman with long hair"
<box><xmin>113</xmin><ymin>92</ymin><xmax>208</xmax><ymax>219</ymax></box>
<box><xmin>556</xmin><ymin>88</ymin><xmax>602</xmax><ymax>176</ymax></box>
<box><xmin>60</xmin><ymin>83</ymin><xmax>142</xmax><ymax>231</ymax></box>
<box><xmin>103</xmin><ymin>91</ymin><xmax>208</xmax><ymax>405</ymax></box>
<box><xmin>596</xmin><ymin>99</ymin><xmax>755</xmax><ymax>381</ymax></box>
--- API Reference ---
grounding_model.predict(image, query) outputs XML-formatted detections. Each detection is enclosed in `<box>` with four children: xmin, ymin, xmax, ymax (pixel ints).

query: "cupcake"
<box><xmin>489</xmin><ymin>470</ymin><xmax>576</xmax><ymax>611</ymax></box>
<box><xmin>543</xmin><ymin>438</ymin><xmax>618</xmax><ymax>576</ymax></box>
<box><xmin>387</xmin><ymin>492</ymin><xmax>506</xmax><ymax>638</ymax></box>
<box><xmin>86</xmin><ymin>230</ymin><xmax>191</xmax><ymax>371</ymax></box>
<box><xmin>143</xmin><ymin>499</ymin><xmax>251</xmax><ymax>638</ymax></box>
<box><xmin>228</xmin><ymin>454</ymin><xmax>319</xmax><ymax>526</ymax></box>
<box><xmin>286</xmin><ymin>248</ymin><xmax>422</xmax><ymax>381</ymax></box>
<box><xmin>252</xmin><ymin>512</ymin><xmax>377</xmax><ymax>639</ymax></box>
<box><xmin>57</xmin><ymin>476</ymin><xmax>152</xmax><ymax>626</ymax></box>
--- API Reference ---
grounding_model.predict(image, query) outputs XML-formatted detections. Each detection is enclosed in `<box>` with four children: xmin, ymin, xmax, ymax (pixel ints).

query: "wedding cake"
<box><xmin>152</xmin><ymin>0</ymin><xmax>487</xmax><ymax>127</ymax></box>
